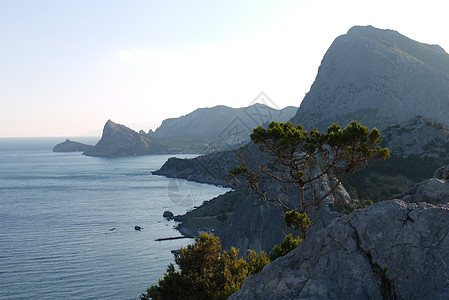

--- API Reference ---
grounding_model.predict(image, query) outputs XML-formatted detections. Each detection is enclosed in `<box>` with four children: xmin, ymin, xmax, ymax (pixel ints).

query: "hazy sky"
<box><xmin>1</xmin><ymin>0</ymin><xmax>448</xmax><ymax>137</ymax></box>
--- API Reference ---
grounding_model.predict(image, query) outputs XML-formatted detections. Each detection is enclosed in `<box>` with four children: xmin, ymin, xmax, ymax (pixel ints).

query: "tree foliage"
<box><xmin>230</xmin><ymin>121</ymin><xmax>390</xmax><ymax>238</ymax></box>
<box><xmin>141</xmin><ymin>233</ymin><xmax>270</xmax><ymax>300</ymax></box>
<box><xmin>268</xmin><ymin>233</ymin><xmax>302</xmax><ymax>261</ymax></box>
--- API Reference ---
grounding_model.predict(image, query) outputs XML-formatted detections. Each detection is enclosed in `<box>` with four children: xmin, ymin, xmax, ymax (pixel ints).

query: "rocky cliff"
<box><xmin>291</xmin><ymin>25</ymin><xmax>449</xmax><ymax>131</ymax></box>
<box><xmin>53</xmin><ymin>139</ymin><xmax>94</xmax><ymax>152</ymax></box>
<box><xmin>214</xmin><ymin>178</ymin><xmax>351</xmax><ymax>253</ymax></box>
<box><xmin>155</xmin><ymin>144</ymin><xmax>353</xmax><ymax>253</ymax></box>
<box><xmin>382</xmin><ymin>115</ymin><xmax>449</xmax><ymax>158</ymax></box>
<box><xmin>83</xmin><ymin>120</ymin><xmax>165</xmax><ymax>157</ymax></box>
<box><xmin>231</xmin><ymin>166</ymin><xmax>449</xmax><ymax>299</ymax></box>
<box><xmin>152</xmin><ymin>149</ymin><xmax>237</xmax><ymax>187</ymax></box>
<box><xmin>344</xmin><ymin>115</ymin><xmax>449</xmax><ymax>201</ymax></box>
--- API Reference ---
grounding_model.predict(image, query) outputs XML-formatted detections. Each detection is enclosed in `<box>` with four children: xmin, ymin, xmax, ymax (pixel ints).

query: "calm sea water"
<box><xmin>0</xmin><ymin>137</ymin><xmax>230</xmax><ymax>299</ymax></box>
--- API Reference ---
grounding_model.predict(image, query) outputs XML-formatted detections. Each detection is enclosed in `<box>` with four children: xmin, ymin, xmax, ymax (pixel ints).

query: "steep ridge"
<box><xmin>83</xmin><ymin>120</ymin><xmax>165</xmax><ymax>157</ymax></box>
<box><xmin>147</xmin><ymin>103</ymin><xmax>297</xmax><ymax>151</ymax></box>
<box><xmin>231</xmin><ymin>166</ymin><xmax>449</xmax><ymax>299</ymax></box>
<box><xmin>291</xmin><ymin>25</ymin><xmax>449</xmax><ymax>130</ymax></box>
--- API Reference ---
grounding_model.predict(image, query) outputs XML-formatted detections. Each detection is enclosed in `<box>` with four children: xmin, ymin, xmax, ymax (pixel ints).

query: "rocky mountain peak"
<box><xmin>291</xmin><ymin>25</ymin><xmax>449</xmax><ymax>131</ymax></box>
<box><xmin>83</xmin><ymin>120</ymin><xmax>165</xmax><ymax>157</ymax></box>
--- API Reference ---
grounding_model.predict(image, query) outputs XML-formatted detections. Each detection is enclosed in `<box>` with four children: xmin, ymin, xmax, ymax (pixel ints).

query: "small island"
<box><xmin>53</xmin><ymin>139</ymin><xmax>94</xmax><ymax>152</ymax></box>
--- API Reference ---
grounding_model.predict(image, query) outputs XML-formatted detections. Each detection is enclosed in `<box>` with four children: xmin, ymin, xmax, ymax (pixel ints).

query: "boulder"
<box><xmin>434</xmin><ymin>165</ymin><xmax>449</xmax><ymax>180</ymax></box>
<box><xmin>163</xmin><ymin>211</ymin><xmax>174</xmax><ymax>220</ymax></box>
<box><xmin>394</xmin><ymin>165</ymin><xmax>449</xmax><ymax>205</ymax></box>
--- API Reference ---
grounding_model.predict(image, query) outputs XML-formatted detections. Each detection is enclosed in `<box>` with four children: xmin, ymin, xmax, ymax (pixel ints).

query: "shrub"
<box><xmin>268</xmin><ymin>234</ymin><xmax>302</xmax><ymax>261</ymax></box>
<box><xmin>141</xmin><ymin>233</ymin><xmax>269</xmax><ymax>300</ymax></box>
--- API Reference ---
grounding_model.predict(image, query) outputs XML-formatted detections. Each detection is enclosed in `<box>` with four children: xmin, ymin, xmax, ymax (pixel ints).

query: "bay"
<box><xmin>0</xmin><ymin>137</ymin><xmax>230</xmax><ymax>299</ymax></box>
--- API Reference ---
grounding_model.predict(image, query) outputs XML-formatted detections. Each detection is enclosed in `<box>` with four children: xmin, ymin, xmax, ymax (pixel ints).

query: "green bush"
<box><xmin>268</xmin><ymin>234</ymin><xmax>302</xmax><ymax>261</ymax></box>
<box><xmin>141</xmin><ymin>233</ymin><xmax>269</xmax><ymax>300</ymax></box>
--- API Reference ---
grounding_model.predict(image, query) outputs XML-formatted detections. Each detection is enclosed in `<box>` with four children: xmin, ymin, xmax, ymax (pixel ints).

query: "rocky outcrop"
<box><xmin>291</xmin><ymin>25</ymin><xmax>449</xmax><ymax>131</ymax></box>
<box><xmin>152</xmin><ymin>150</ymin><xmax>237</xmax><ymax>187</ymax></box>
<box><xmin>434</xmin><ymin>165</ymin><xmax>449</xmax><ymax>180</ymax></box>
<box><xmin>231</xmin><ymin>168</ymin><xmax>449</xmax><ymax>299</ymax></box>
<box><xmin>394</xmin><ymin>165</ymin><xmax>449</xmax><ymax>205</ymax></box>
<box><xmin>53</xmin><ymin>139</ymin><xmax>94</xmax><ymax>152</ymax></box>
<box><xmin>382</xmin><ymin>115</ymin><xmax>449</xmax><ymax>158</ymax></box>
<box><xmin>155</xmin><ymin>143</ymin><xmax>352</xmax><ymax>253</ymax></box>
<box><xmin>215</xmin><ymin>176</ymin><xmax>351</xmax><ymax>253</ymax></box>
<box><xmin>83</xmin><ymin>120</ymin><xmax>165</xmax><ymax>157</ymax></box>
<box><xmin>163</xmin><ymin>211</ymin><xmax>174</xmax><ymax>220</ymax></box>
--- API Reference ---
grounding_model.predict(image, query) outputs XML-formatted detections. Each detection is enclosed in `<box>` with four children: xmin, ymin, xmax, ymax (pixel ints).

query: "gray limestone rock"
<box><xmin>230</xmin><ymin>171</ymin><xmax>449</xmax><ymax>299</ymax></box>
<box><xmin>215</xmin><ymin>175</ymin><xmax>351</xmax><ymax>253</ymax></box>
<box><xmin>291</xmin><ymin>26</ymin><xmax>449</xmax><ymax>131</ymax></box>
<box><xmin>434</xmin><ymin>165</ymin><xmax>449</xmax><ymax>180</ymax></box>
<box><xmin>394</xmin><ymin>165</ymin><xmax>449</xmax><ymax>205</ymax></box>
<box><xmin>231</xmin><ymin>199</ymin><xmax>449</xmax><ymax>299</ymax></box>
<box><xmin>382</xmin><ymin>115</ymin><xmax>449</xmax><ymax>158</ymax></box>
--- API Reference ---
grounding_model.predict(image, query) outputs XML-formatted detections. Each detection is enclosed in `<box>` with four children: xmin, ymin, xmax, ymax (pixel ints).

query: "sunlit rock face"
<box><xmin>291</xmin><ymin>25</ymin><xmax>449</xmax><ymax>131</ymax></box>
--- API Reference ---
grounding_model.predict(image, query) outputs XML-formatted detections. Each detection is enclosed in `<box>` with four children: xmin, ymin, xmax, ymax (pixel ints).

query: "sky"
<box><xmin>1</xmin><ymin>0</ymin><xmax>448</xmax><ymax>137</ymax></box>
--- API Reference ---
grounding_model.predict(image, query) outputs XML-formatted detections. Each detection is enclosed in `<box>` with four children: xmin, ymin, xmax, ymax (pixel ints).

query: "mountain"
<box><xmin>153</xmin><ymin>26</ymin><xmax>449</xmax><ymax>252</ymax></box>
<box><xmin>83</xmin><ymin>120</ymin><xmax>165</xmax><ymax>157</ymax></box>
<box><xmin>53</xmin><ymin>139</ymin><xmax>94</xmax><ymax>152</ymax></box>
<box><xmin>230</xmin><ymin>166</ymin><xmax>449</xmax><ymax>299</ymax></box>
<box><xmin>147</xmin><ymin>103</ymin><xmax>297</xmax><ymax>151</ymax></box>
<box><xmin>291</xmin><ymin>25</ymin><xmax>449</xmax><ymax>130</ymax></box>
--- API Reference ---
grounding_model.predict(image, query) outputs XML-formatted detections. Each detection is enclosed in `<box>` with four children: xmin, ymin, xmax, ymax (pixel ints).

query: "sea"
<box><xmin>0</xmin><ymin>137</ymin><xmax>230</xmax><ymax>299</ymax></box>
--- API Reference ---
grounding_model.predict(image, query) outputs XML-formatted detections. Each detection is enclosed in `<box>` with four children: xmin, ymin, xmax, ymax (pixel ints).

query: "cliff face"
<box><xmin>382</xmin><ymin>115</ymin><xmax>449</xmax><ymax>158</ymax></box>
<box><xmin>154</xmin><ymin>144</ymin><xmax>352</xmax><ymax>253</ymax></box>
<box><xmin>231</xmin><ymin>166</ymin><xmax>449</xmax><ymax>299</ymax></box>
<box><xmin>291</xmin><ymin>25</ymin><xmax>449</xmax><ymax>130</ymax></box>
<box><xmin>83</xmin><ymin>120</ymin><xmax>165</xmax><ymax>157</ymax></box>
<box><xmin>215</xmin><ymin>179</ymin><xmax>350</xmax><ymax>253</ymax></box>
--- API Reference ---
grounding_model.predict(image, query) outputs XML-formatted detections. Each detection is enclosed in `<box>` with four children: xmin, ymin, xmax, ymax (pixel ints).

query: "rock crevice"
<box><xmin>230</xmin><ymin>169</ymin><xmax>449</xmax><ymax>299</ymax></box>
